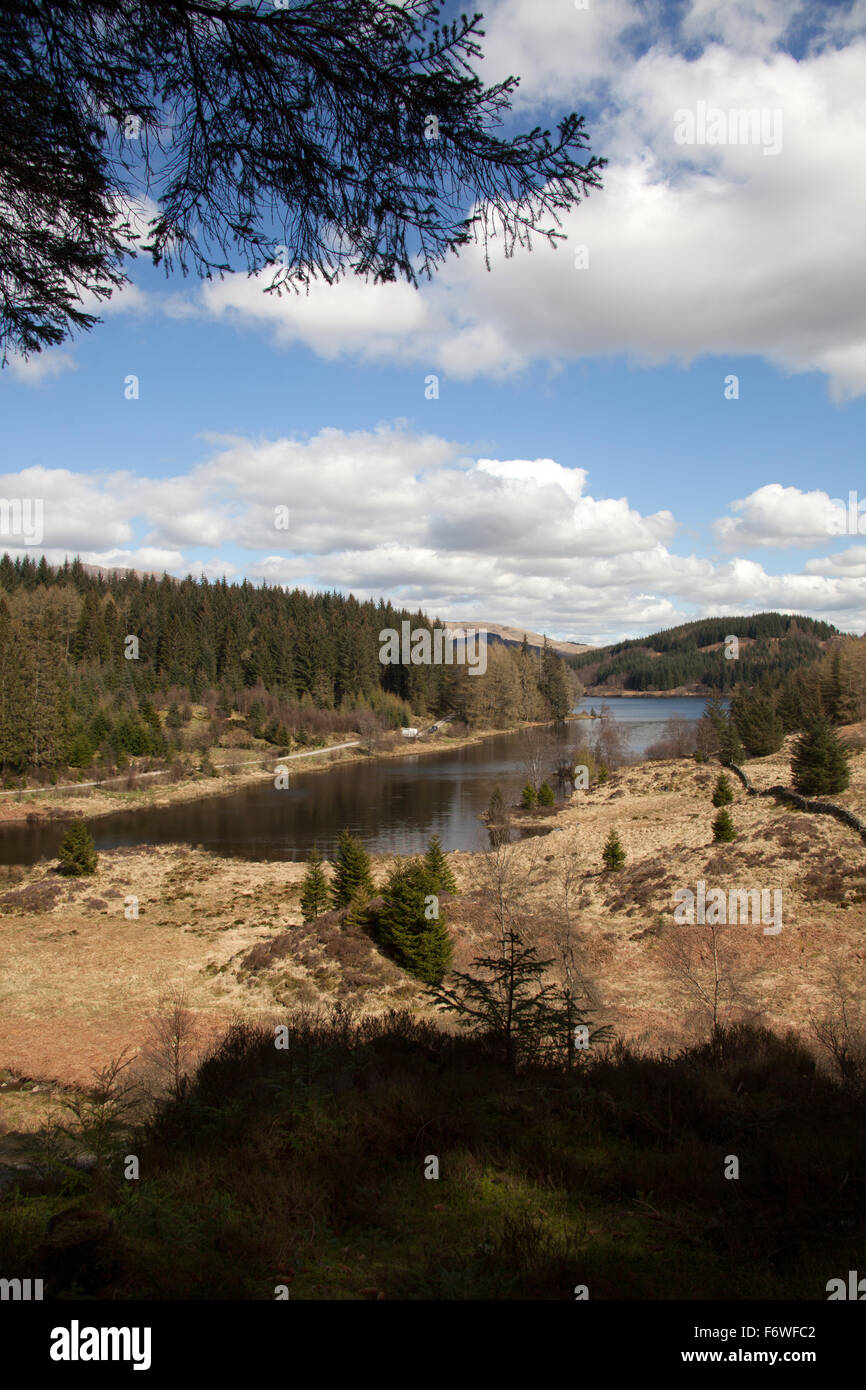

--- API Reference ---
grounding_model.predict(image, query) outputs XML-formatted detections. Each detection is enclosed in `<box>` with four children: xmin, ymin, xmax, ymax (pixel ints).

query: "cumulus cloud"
<box><xmin>172</xmin><ymin>4</ymin><xmax>866</xmax><ymax>400</ymax></box>
<box><xmin>804</xmin><ymin>545</ymin><xmax>866</xmax><ymax>577</ymax></box>
<box><xmin>0</xmin><ymin>546</ymin><xmax>185</xmax><ymax>573</ymax></box>
<box><xmin>7</xmin><ymin>351</ymin><xmax>77</xmax><ymax>386</ymax></box>
<box><xmin>6</xmin><ymin>3</ymin><xmax>865</xmax><ymax>398</ymax></box>
<box><xmin>5</xmin><ymin>428</ymin><xmax>865</xmax><ymax>640</ymax></box>
<box><xmin>0</xmin><ymin>468</ymin><xmax>136</xmax><ymax>550</ymax></box>
<box><xmin>190</xmin><ymin>431</ymin><xmax>676</xmax><ymax>566</ymax></box>
<box><xmin>712</xmin><ymin>484</ymin><xmax>855</xmax><ymax>549</ymax></box>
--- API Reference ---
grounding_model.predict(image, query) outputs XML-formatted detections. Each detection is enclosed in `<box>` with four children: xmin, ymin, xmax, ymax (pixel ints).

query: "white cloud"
<box><xmin>6</xmin><ymin>428</ymin><xmax>864</xmax><ymax>639</ymax></box>
<box><xmin>804</xmin><ymin>545</ymin><xmax>866</xmax><ymax>577</ymax></box>
<box><xmin>190</xmin><ymin>431</ymin><xmax>676</xmax><ymax>565</ymax></box>
<box><xmin>712</xmin><ymin>484</ymin><xmax>853</xmax><ymax>549</ymax></box>
<box><xmin>201</xmin><ymin>273</ymin><xmax>431</xmax><ymax>363</ymax></box>
<box><xmin>0</xmin><ymin>468</ymin><xmax>135</xmax><ymax>549</ymax></box>
<box><xmin>476</xmin><ymin>0</ymin><xmax>636</xmax><ymax>108</ymax></box>
<box><xmin>7</xmin><ymin>351</ymin><xmax>77</xmax><ymax>386</ymax></box>
<box><xmin>0</xmin><ymin>546</ymin><xmax>185</xmax><ymax>573</ymax></box>
<box><xmin>678</xmin><ymin>0</ymin><xmax>805</xmax><ymax>55</ymax></box>
<box><xmin>177</xmin><ymin>7</ymin><xmax>866</xmax><ymax>399</ymax></box>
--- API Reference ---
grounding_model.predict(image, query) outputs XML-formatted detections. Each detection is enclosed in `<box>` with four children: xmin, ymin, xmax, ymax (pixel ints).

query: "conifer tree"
<box><xmin>712</xmin><ymin>808</ymin><xmax>737</xmax><ymax>843</ymax></box>
<box><xmin>544</xmin><ymin>983</ymin><xmax>614</xmax><ymax>1068</ymax></box>
<box><xmin>704</xmin><ymin>693</ymin><xmax>744</xmax><ymax>765</ymax></box>
<box><xmin>432</xmin><ymin>929</ymin><xmax>557</xmax><ymax>1070</ymax></box>
<box><xmin>775</xmin><ymin>678</ymin><xmax>805</xmax><ymax>734</ymax></box>
<box><xmin>300</xmin><ymin>847</ymin><xmax>330</xmax><ymax>922</ymax></box>
<box><xmin>602</xmin><ymin>829</ymin><xmax>626</xmax><ymax>871</ymax></box>
<box><xmin>538</xmin><ymin>640</ymin><xmax>572</xmax><ymax>721</ymax></box>
<box><xmin>0</xmin><ymin>4</ymin><xmax>605</xmax><ymax>362</ymax></box>
<box><xmin>330</xmin><ymin>829</ymin><xmax>374</xmax><ymax>909</ymax></box>
<box><xmin>343</xmin><ymin>888</ymin><xmax>373</xmax><ymax>932</ymax></box>
<box><xmin>731</xmin><ymin>689</ymin><xmax>784</xmax><ymax>758</ymax></box>
<box><xmin>375</xmin><ymin>859</ymin><xmax>452</xmax><ymax>985</ymax></box>
<box><xmin>719</xmin><ymin>721</ymin><xmax>744</xmax><ymax>766</ymax></box>
<box><xmin>821</xmin><ymin>649</ymin><xmax>846</xmax><ymax>724</ymax></box>
<box><xmin>711</xmin><ymin>773</ymin><xmax>734</xmax><ymax>807</ymax></box>
<box><xmin>791</xmin><ymin>719</ymin><xmax>851</xmax><ymax>796</ymax></box>
<box><xmin>537</xmin><ymin>781</ymin><xmax>555</xmax><ymax>806</ymax></box>
<box><xmin>0</xmin><ymin>600</ymin><xmax>25</xmax><ymax>773</ymax></box>
<box><xmin>521</xmin><ymin>782</ymin><xmax>537</xmax><ymax>810</ymax></box>
<box><xmin>423</xmin><ymin>834</ymin><xmax>457</xmax><ymax>895</ymax></box>
<box><xmin>58</xmin><ymin>819</ymin><xmax>98</xmax><ymax>876</ymax></box>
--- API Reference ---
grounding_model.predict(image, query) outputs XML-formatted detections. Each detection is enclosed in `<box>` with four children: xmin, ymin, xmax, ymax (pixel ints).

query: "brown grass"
<box><xmin>1</xmin><ymin>742</ymin><xmax>864</xmax><ymax>1097</ymax></box>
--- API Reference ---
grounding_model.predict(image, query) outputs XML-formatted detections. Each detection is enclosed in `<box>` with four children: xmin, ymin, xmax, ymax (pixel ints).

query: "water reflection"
<box><xmin>0</xmin><ymin>698</ymin><xmax>709</xmax><ymax>866</ymax></box>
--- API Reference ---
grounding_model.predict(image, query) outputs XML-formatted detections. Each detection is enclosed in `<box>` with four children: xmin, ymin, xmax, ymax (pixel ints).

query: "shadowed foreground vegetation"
<box><xmin>2</xmin><ymin>1012</ymin><xmax>865</xmax><ymax>1300</ymax></box>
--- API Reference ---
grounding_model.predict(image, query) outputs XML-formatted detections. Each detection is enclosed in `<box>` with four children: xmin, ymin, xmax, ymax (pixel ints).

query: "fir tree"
<box><xmin>67</xmin><ymin>732</ymin><xmax>96</xmax><ymax>768</ymax></box>
<box><xmin>343</xmin><ymin>887</ymin><xmax>373</xmax><ymax>932</ymax></box>
<box><xmin>537</xmin><ymin>781</ymin><xmax>555</xmax><ymax>806</ymax></box>
<box><xmin>57</xmin><ymin>819</ymin><xmax>98</xmax><ymax>876</ymax></box>
<box><xmin>423</xmin><ymin>834</ymin><xmax>457</xmax><ymax>895</ymax></box>
<box><xmin>375</xmin><ymin>859</ymin><xmax>452</xmax><ymax>985</ymax></box>
<box><xmin>538</xmin><ymin>639</ymin><xmax>572</xmax><ymax>721</ymax></box>
<box><xmin>711</xmin><ymin>773</ymin><xmax>734</xmax><ymax>807</ymax></box>
<box><xmin>712</xmin><ymin>808</ymin><xmax>737</xmax><ymax>843</ymax></box>
<box><xmin>432</xmin><ymin>929</ymin><xmax>557</xmax><ymax>1070</ymax></box>
<box><xmin>821</xmin><ymin>650</ymin><xmax>846</xmax><ymax>724</ymax></box>
<box><xmin>776</xmin><ymin>678</ymin><xmax>805</xmax><ymax>734</ymax></box>
<box><xmin>521</xmin><ymin>782</ymin><xmax>537</xmax><ymax>810</ymax></box>
<box><xmin>602</xmin><ymin>829</ymin><xmax>626</xmax><ymax>871</ymax></box>
<box><xmin>0</xmin><ymin>4</ymin><xmax>606</xmax><ymax>360</ymax></box>
<box><xmin>544</xmin><ymin>984</ymin><xmax>614</xmax><ymax>1068</ymax></box>
<box><xmin>300</xmin><ymin>847</ymin><xmax>330</xmax><ymax>922</ymax></box>
<box><xmin>330</xmin><ymin>829</ymin><xmax>374</xmax><ymax>909</ymax></box>
<box><xmin>731</xmin><ymin>689</ymin><xmax>784</xmax><ymax>758</ymax></box>
<box><xmin>719</xmin><ymin>721</ymin><xmax>744</xmax><ymax>766</ymax></box>
<box><xmin>703</xmin><ymin>694</ymin><xmax>743</xmax><ymax>765</ymax></box>
<box><xmin>791</xmin><ymin>720</ymin><xmax>851</xmax><ymax>796</ymax></box>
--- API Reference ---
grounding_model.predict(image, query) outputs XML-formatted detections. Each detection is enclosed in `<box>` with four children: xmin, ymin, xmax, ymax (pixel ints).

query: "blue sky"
<box><xmin>2</xmin><ymin>0</ymin><xmax>865</xmax><ymax>643</ymax></box>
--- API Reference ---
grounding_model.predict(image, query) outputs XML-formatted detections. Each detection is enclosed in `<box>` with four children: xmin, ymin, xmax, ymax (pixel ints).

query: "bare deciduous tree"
<box><xmin>521</xmin><ymin>727</ymin><xmax>554</xmax><ymax>791</ymax></box>
<box><xmin>138</xmin><ymin>986</ymin><xmax>202</xmax><ymax>1102</ymax></box>
<box><xmin>661</xmin><ymin>919</ymin><xmax>755</xmax><ymax>1046</ymax></box>
<box><xmin>592</xmin><ymin>704</ymin><xmax>629</xmax><ymax>771</ymax></box>
<box><xmin>44</xmin><ymin>1048</ymin><xmax>143</xmax><ymax>1186</ymax></box>
<box><xmin>475</xmin><ymin>839</ymin><xmax>542</xmax><ymax>950</ymax></box>
<box><xmin>555</xmin><ymin>861</ymin><xmax>611</xmax><ymax>1065</ymax></box>
<box><xmin>809</xmin><ymin>958</ymin><xmax>866</xmax><ymax>1085</ymax></box>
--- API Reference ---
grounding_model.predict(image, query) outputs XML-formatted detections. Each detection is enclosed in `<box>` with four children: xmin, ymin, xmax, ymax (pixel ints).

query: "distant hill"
<box><xmin>565</xmin><ymin>612</ymin><xmax>841</xmax><ymax>693</ymax></box>
<box><xmin>78</xmin><ymin>562</ymin><xmax>172</xmax><ymax>582</ymax></box>
<box><xmin>442</xmin><ymin>620</ymin><xmax>594</xmax><ymax>658</ymax></box>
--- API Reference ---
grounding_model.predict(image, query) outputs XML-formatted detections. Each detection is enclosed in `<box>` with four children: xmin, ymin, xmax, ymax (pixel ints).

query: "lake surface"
<box><xmin>0</xmin><ymin>696</ymin><xmax>709</xmax><ymax>866</ymax></box>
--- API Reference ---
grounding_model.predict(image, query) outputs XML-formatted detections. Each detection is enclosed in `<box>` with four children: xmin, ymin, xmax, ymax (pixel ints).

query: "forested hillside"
<box><xmin>568</xmin><ymin>612</ymin><xmax>839</xmax><ymax>692</ymax></box>
<box><xmin>0</xmin><ymin>555</ymin><xmax>577</xmax><ymax>778</ymax></box>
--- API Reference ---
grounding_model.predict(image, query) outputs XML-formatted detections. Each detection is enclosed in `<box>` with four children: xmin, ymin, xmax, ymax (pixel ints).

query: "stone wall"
<box><xmin>725</xmin><ymin>763</ymin><xmax>866</xmax><ymax>844</ymax></box>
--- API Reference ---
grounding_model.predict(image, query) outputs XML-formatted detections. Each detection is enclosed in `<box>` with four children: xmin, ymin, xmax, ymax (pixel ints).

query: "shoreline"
<box><xmin>0</xmin><ymin>698</ymin><xmax>711</xmax><ymax>833</ymax></box>
<box><xmin>2</xmin><ymin>735</ymin><xmax>863</xmax><ymax>1090</ymax></box>
<box><xmin>582</xmin><ymin>689</ymin><xmax>712</xmax><ymax>699</ymax></box>
<box><xmin>0</xmin><ymin>718</ymin><xmax>560</xmax><ymax>829</ymax></box>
